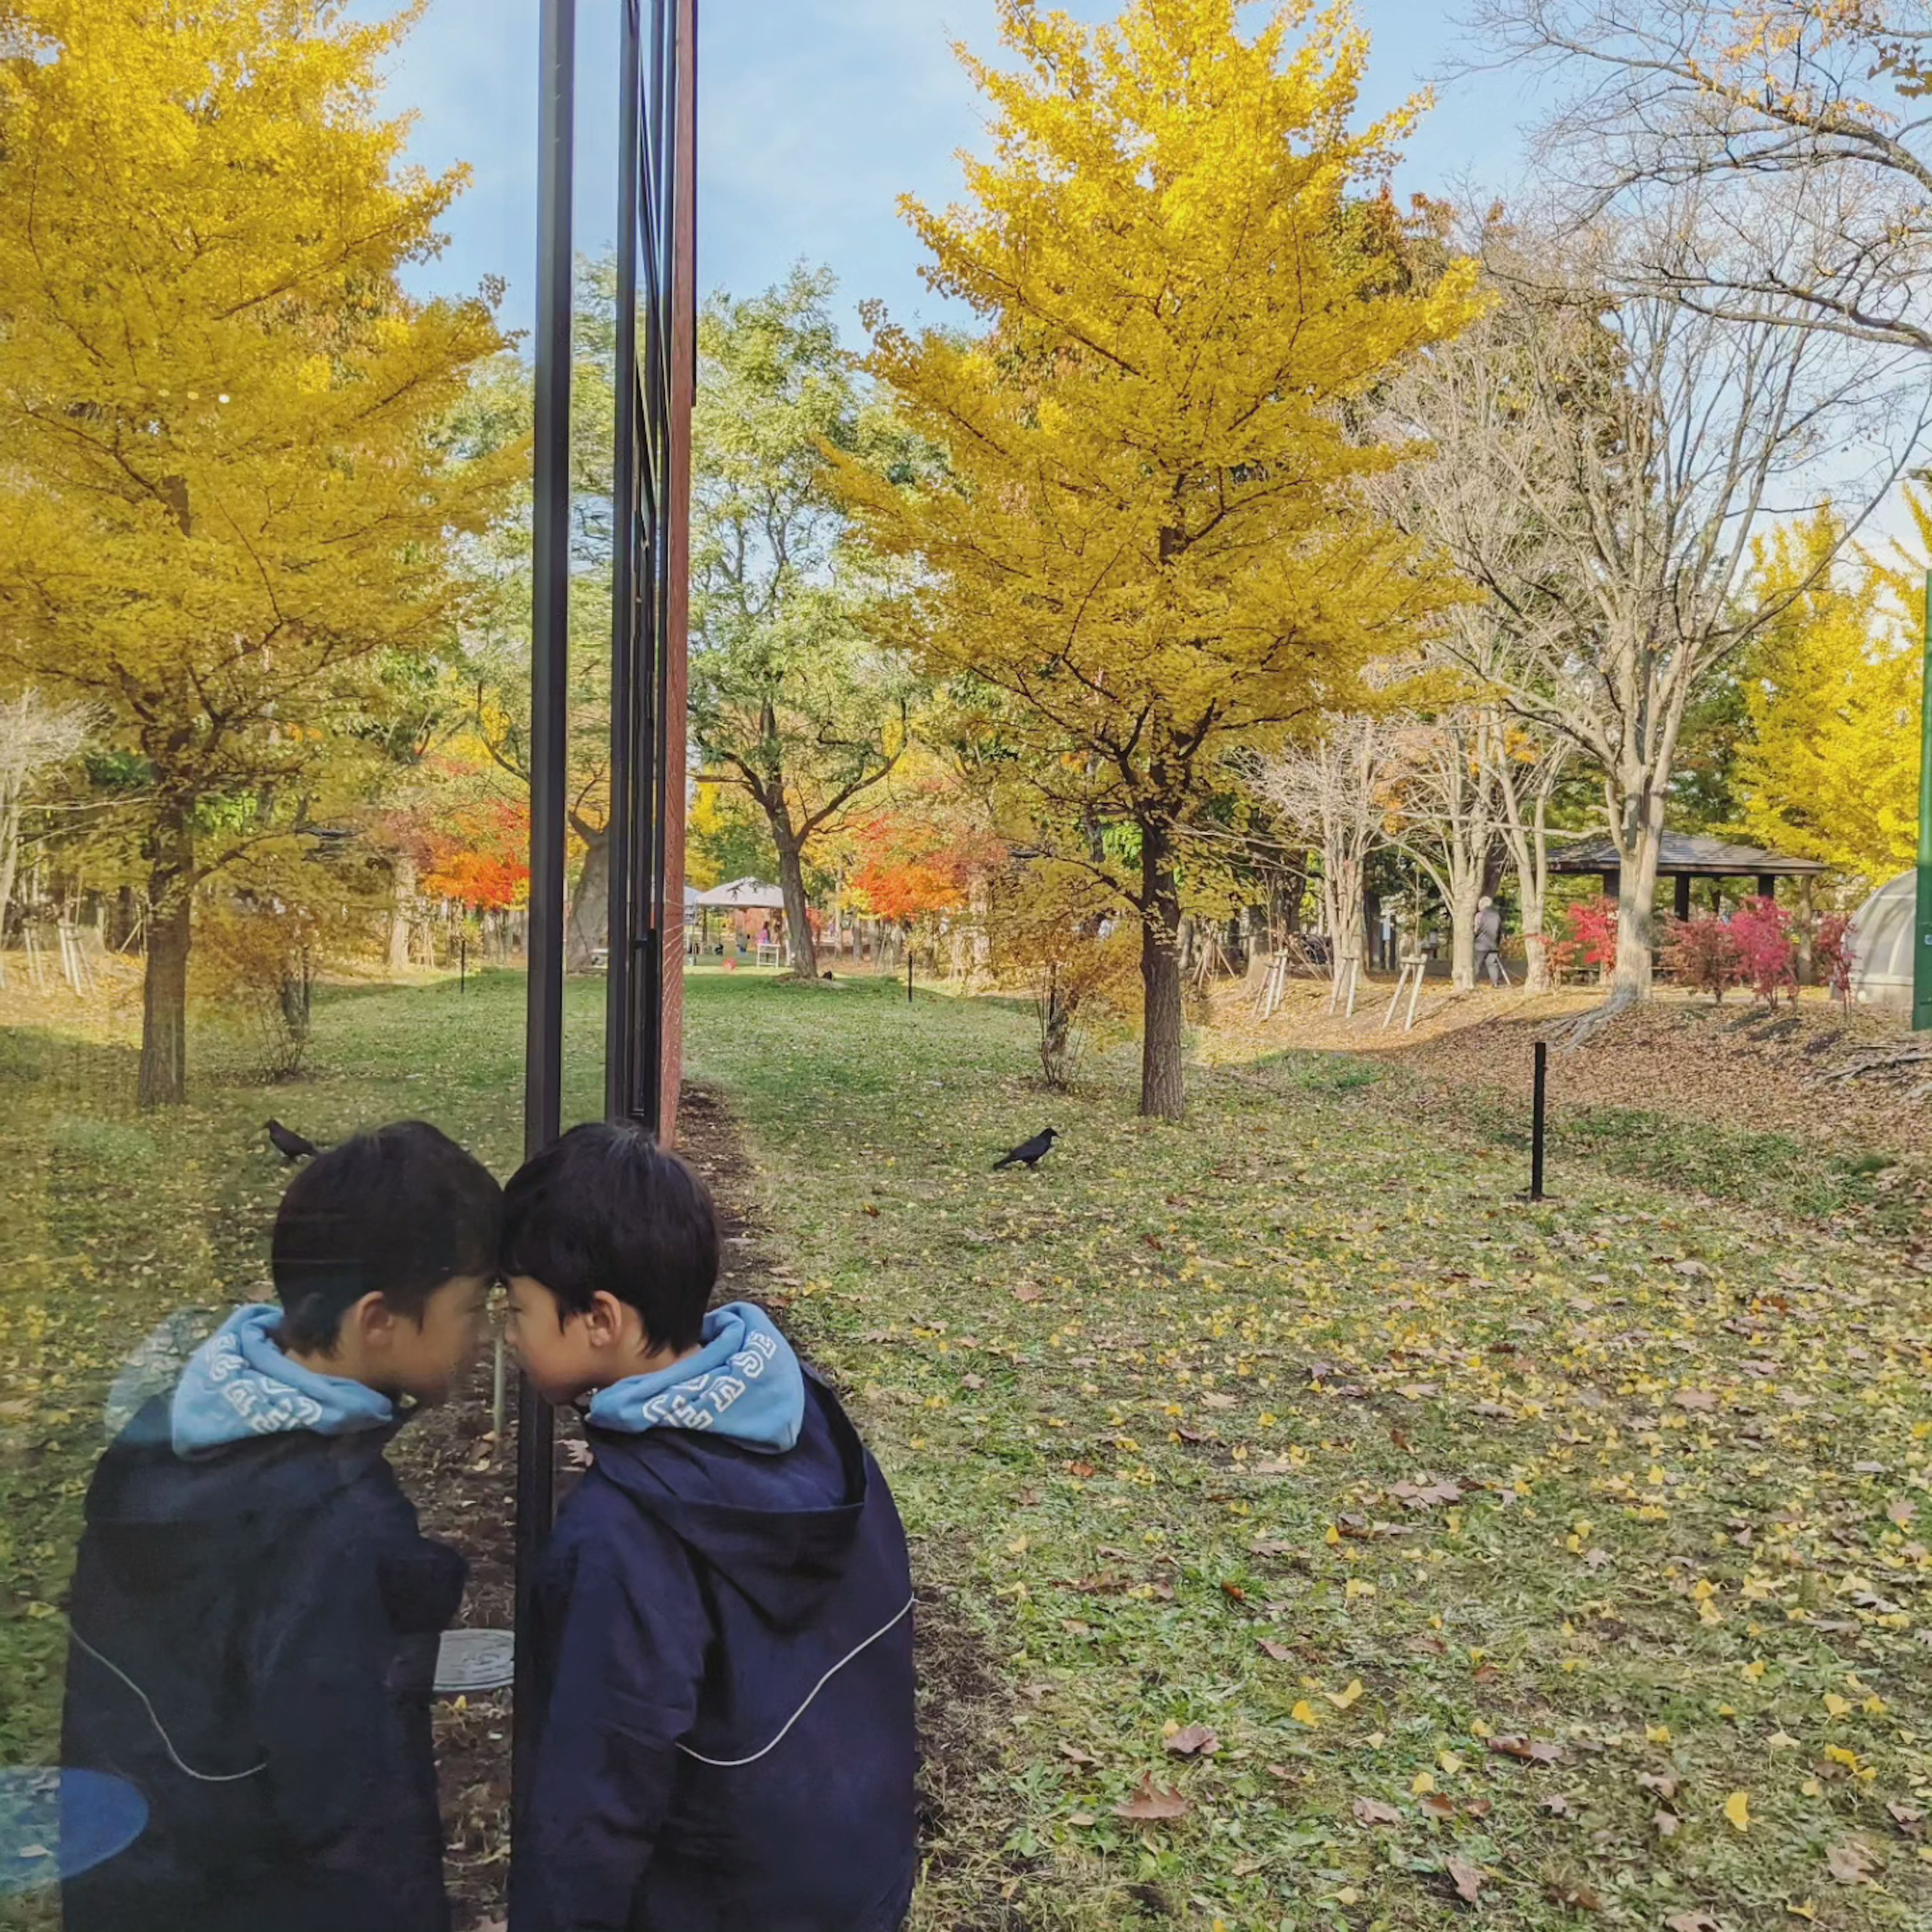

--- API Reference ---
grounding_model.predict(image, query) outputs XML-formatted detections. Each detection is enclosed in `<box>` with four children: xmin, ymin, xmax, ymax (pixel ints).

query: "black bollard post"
<box><xmin>460</xmin><ymin>936</ymin><xmax>468</xmax><ymax>997</ymax></box>
<box><xmin>1530</xmin><ymin>1039</ymin><xmax>1548</xmax><ymax>1202</ymax></box>
<box><xmin>906</xmin><ymin>943</ymin><xmax>914</xmax><ymax>1005</ymax></box>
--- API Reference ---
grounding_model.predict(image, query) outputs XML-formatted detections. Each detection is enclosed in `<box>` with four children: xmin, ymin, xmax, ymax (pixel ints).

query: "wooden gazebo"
<box><xmin>1549</xmin><ymin>833</ymin><xmax>1828</xmax><ymax>921</ymax></box>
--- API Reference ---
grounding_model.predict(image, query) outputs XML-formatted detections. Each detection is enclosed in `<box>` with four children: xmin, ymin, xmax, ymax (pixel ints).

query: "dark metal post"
<box><xmin>514</xmin><ymin>0</ymin><xmax>574</xmax><ymax>1886</ymax></box>
<box><xmin>907</xmin><ymin>941</ymin><xmax>913</xmax><ymax>1005</ymax></box>
<box><xmin>459</xmin><ymin>935</ymin><xmax>467</xmax><ymax>996</ymax></box>
<box><xmin>1530</xmin><ymin>1040</ymin><xmax>1548</xmax><ymax>1202</ymax></box>
<box><xmin>604</xmin><ymin>0</ymin><xmax>641</xmax><ymax>1125</ymax></box>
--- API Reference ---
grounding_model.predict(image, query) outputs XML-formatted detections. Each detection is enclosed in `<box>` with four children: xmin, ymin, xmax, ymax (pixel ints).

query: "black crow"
<box><xmin>993</xmin><ymin>1127</ymin><xmax>1059</xmax><ymax>1171</ymax></box>
<box><xmin>266</xmin><ymin>1119</ymin><xmax>320</xmax><ymax>1163</ymax></box>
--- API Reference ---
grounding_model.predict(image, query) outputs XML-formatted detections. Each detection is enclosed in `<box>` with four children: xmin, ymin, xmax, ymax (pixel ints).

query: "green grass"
<box><xmin>4</xmin><ymin>969</ymin><xmax>1930</xmax><ymax>1930</ymax></box>
<box><xmin>687</xmin><ymin>974</ymin><xmax>1932</xmax><ymax>1932</ymax></box>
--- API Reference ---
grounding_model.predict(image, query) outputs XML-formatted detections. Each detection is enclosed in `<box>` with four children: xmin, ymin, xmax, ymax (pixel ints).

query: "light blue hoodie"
<box><xmin>585</xmin><ymin>1302</ymin><xmax>804</xmax><ymax>1454</ymax></box>
<box><xmin>170</xmin><ymin>1304</ymin><xmax>395</xmax><ymax>1458</ymax></box>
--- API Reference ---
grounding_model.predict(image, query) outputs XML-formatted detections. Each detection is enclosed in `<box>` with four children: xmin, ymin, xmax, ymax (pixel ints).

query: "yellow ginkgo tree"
<box><xmin>832</xmin><ymin>0</ymin><xmax>1480</xmax><ymax>1117</ymax></box>
<box><xmin>1735</xmin><ymin>505</ymin><xmax>1925</xmax><ymax>896</ymax></box>
<box><xmin>0</xmin><ymin>0</ymin><xmax>522</xmax><ymax>1104</ymax></box>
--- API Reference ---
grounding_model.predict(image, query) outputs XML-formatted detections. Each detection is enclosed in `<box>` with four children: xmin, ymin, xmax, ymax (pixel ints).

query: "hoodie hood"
<box><xmin>586</xmin><ymin>1362</ymin><xmax>871</xmax><ymax>1629</ymax></box>
<box><xmin>170</xmin><ymin>1305</ymin><xmax>395</xmax><ymax>1458</ymax></box>
<box><xmin>585</xmin><ymin>1302</ymin><xmax>804</xmax><ymax>1454</ymax></box>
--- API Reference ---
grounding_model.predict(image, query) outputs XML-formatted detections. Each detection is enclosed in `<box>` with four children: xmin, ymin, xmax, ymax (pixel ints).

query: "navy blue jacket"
<box><xmin>59</xmin><ymin>1398</ymin><xmax>464</xmax><ymax>1932</ymax></box>
<box><xmin>512</xmin><ymin>1374</ymin><xmax>918</xmax><ymax>1932</ymax></box>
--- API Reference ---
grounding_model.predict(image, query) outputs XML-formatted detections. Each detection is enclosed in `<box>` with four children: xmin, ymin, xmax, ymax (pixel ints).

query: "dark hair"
<box><xmin>273</xmin><ymin>1121</ymin><xmax>503</xmax><ymax>1353</ymax></box>
<box><xmin>501</xmin><ymin>1122</ymin><xmax>719</xmax><ymax>1350</ymax></box>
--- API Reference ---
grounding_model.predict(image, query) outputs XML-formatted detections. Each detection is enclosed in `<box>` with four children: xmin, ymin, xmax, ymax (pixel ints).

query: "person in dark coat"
<box><xmin>60</xmin><ymin>1121</ymin><xmax>501</xmax><ymax>1932</ymax></box>
<box><xmin>1474</xmin><ymin>895</ymin><xmax>1508</xmax><ymax>987</ymax></box>
<box><xmin>503</xmin><ymin>1123</ymin><xmax>918</xmax><ymax>1932</ymax></box>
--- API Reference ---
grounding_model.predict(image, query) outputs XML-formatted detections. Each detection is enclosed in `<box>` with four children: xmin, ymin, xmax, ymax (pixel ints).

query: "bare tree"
<box><xmin>0</xmin><ymin>688</ymin><xmax>94</xmax><ymax>946</ymax></box>
<box><xmin>1479</xmin><ymin>689</ymin><xmax>1569</xmax><ymax>993</ymax></box>
<box><xmin>1470</xmin><ymin>1</ymin><xmax>1932</xmax><ymax>355</ymax></box>
<box><xmin>1250</xmin><ymin>717</ymin><xmax>1401</xmax><ymax>997</ymax></box>
<box><xmin>1381</xmin><ymin>710</ymin><xmax>1503</xmax><ymax>991</ymax></box>
<box><xmin>1384</xmin><ymin>207</ymin><xmax>1921</xmax><ymax>999</ymax></box>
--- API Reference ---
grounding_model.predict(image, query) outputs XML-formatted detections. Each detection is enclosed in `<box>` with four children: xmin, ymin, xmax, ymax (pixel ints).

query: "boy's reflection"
<box><xmin>59</xmin><ymin>1121</ymin><xmax>499</xmax><ymax>1932</ymax></box>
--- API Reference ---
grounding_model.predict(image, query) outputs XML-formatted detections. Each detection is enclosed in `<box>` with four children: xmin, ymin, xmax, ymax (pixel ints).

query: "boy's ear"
<box><xmin>347</xmin><ymin>1289</ymin><xmax>400</xmax><ymax>1352</ymax></box>
<box><xmin>583</xmin><ymin>1290</ymin><xmax>631</xmax><ymax>1350</ymax></box>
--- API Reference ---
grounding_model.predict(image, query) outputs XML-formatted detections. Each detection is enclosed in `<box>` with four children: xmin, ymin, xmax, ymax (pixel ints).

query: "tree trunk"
<box><xmin>566</xmin><ymin>831</ymin><xmax>610</xmax><ymax>973</ymax></box>
<box><xmin>1448</xmin><ymin>871</ymin><xmax>1481</xmax><ymax>991</ymax></box>
<box><xmin>770</xmin><ymin>821</ymin><xmax>819</xmax><ymax>979</ymax></box>
<box><xmin>1139</xmin><ymin>820</ymin><xmax>1186</xmax><ymax>1121</ymax></box>
<box><xmin>1612</xmin><ymin>789</ymin><xmax>1663</xmax><ymax>999</ymax></box>
<box><xmin>1325</xmin><ymin>846</ymin><xmax>1367</xmax><ymax>994</ymax></box>
<box><xmin>389</xmin><ymin>850</ymin><xmax>418</xmax><ymax>975</ymax></box>
<box><xmin>0</xmin><ymin>796</ymin><xmax>18</xmax><ymax>954</ymax></box>
<box><xmin>138</xmin><ymin>810</ymin><xmax>194</xmax><ymax>1109</ymax></box>
<box><xmin>1516</xmin><ymin>809</ymin><xmax>1552</xmax><ymax>994</ymax></box>
<box><xmin>1522</xmin><ymin>930</ymin><xmax>1552</xmax><ymax>994</ymax></box>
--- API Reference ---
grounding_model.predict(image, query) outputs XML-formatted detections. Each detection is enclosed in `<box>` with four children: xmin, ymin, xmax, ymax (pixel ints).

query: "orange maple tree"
<box><xmin>421</xmin><ymin>800</ymin><xmax>530</xmax><ymax>912</ymax></box>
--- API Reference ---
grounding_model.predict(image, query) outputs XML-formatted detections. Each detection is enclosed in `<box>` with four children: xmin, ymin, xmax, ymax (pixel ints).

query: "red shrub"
<box><xmin>1813</xmin><ymin>913</ymin><xmax>1855</xmax><ymax>1010</ymax></box>
<box><xmin>1546</xmin><ymin>897</ymin><xmax>1619</xmax><ymax>976</ymax></box>
<box><xmin>1729</xmin><ymin>896</ymin><xmax>1798</xmax><ymax>1007</ymax></box>
<box><xmin>1663</xmin><ymin>914</ymin><xmax>1742</xmax><ymax>1001</ymax></box>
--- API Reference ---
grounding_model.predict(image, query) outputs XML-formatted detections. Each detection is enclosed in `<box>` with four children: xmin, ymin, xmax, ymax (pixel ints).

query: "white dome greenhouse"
<box><xmin>1848</xmin><ymin>870</ymin><xmax>1919</xmax><ymax>1011</ymax></box>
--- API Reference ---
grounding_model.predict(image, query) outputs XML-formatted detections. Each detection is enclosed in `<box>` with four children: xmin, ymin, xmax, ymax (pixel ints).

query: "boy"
<box><xmin>503</xmin><ymin>1122</ymin><xmax>917</xmax><ymax>1932</ymax></box>
<box><xmin>60</xmin><ymin>1119</ymin><xmax>501</xmax><ymax>1932</ymax></box>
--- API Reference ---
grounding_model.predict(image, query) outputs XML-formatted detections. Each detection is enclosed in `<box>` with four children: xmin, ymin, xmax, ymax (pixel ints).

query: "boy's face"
<box><xmin>381</xmin><ymin>1271</ymin><xmax>494</xmax><ymax>1404</ymax></box>
<box><xmin>504</xmin><ymin>1273</ymin><xmax>623</xmax><ymax>1407</ymax></box>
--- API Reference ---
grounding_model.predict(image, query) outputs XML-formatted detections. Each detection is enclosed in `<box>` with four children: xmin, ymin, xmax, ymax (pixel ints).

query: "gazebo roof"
<box><xmin>684</xmin><ymin>876</ymin><xmax>788</xmax><ymax>911</ymax></box>
<box><xmin>1548</xmin><ymin>833</ymin><xmax>1828</xmax><ymax>878</ymax></box>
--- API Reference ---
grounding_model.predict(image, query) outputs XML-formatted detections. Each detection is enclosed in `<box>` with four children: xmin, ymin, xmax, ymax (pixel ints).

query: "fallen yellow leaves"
<box><xmin>1724</xmin><ymin>1790</ymin><xmax>1752</xmax><ymax>1832</ymax></box>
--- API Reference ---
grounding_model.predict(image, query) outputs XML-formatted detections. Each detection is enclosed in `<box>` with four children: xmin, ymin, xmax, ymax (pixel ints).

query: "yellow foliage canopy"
<box><xmin>0</xmin><ymin>0</ymin><xmax>521</xmax><ymax>853</ymax></box>
<box><xmin>1736</xmin><ymin>505</ymin><xmax>1924</xmax><ymax>894</ymax></box>
<box><xmin>833</xmin><ymin>0</ymin><xmax>1482</xmax><ymax>845</ymax></box>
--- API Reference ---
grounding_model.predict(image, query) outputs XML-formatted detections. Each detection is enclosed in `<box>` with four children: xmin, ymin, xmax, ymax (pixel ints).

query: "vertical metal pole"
<box><xmin>514</xmin><ymin>0</ymin><xmax>574</xmax><ymax>1890</ymax></box>
<box><xmin>655</xmin><ymin>0</ymin><xmax>698</xmax><ymax>1143</ymax></box>
<box><xmin>605</xmin><ymin>0</ymin><xmax>641</xmax><ymax>1124</ymax></box>
<box><xmin>907</xmin><ymin>942</ymin><xmax>913</xmax><ymax>1004</ymax></box>
<box><xmin>1530</xmin><ymin>1039</ymin><xmax>1548</xmax><ymax>1202</ymax></box>
<box><xmin>1916</xmin><ymin>570</ymin><xmax>1932</xmax><ymax>1031</ymax></box>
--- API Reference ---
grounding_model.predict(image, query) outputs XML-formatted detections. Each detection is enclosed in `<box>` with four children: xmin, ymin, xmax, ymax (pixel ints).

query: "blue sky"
<box><xmin>360</xmin><ymin>1</ymin><xmax>1551</xmax><ymax>346</ymax></box>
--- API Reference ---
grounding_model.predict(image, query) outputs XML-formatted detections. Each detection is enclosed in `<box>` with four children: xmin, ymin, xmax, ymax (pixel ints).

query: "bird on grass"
<box><xmin>265</xmin><ymin>1119</ymin><xmax>321</xmax><ymax>1163</ymax></box>
<box><xmin>993</xmin><ymin>1127</ymin><xmax>1059</xmax><ymax>1171</ymax></box>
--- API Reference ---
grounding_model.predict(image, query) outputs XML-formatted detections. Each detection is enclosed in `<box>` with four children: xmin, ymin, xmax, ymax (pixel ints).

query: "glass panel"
<box><xmin>0</xmin><ymin>4</ymin><xmax>538</xmax><ymax>1926</ymax></box>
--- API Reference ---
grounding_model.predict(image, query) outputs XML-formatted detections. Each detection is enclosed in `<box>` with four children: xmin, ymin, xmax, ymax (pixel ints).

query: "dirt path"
<box><xmin>678</xmin><ymin>1086</ymin><xmax>1013</xmax><ymax>1930</ymax></box>
<box><xmin>398</xmin><ymin>1084</ymin><xmax>997</xmax><ymax>1930</ymax></box>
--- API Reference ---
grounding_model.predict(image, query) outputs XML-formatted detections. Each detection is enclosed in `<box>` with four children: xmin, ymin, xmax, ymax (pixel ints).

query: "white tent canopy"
<box><xmin>1849</xmin><ymin>870</ymin><xmax>1915</xmax><ymax>1012</ymax></box>
<box><xmin>684</xmin><ymin>877</ymin><xmax>786</xmax><ymax>913</ymax></box>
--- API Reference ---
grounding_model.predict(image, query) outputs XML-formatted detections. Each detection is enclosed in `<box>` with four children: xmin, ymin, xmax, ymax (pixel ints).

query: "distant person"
<box><xmin>1379</xmin><ymin>907</ymin><xmax>1394</xmax><ymax>971</ymax></box>
<box><xmin>1475</xmin><ymin>896</ymin><xmax>1508</xmax><ymax>987</ymax></box>
<box><xmin>60</xmin><ymin>1122</ymin><xmax>500</xmax><ymax>1932</ymax></box>
<box><xmin>503</xmin><ymin>1124</ymin><xmax>917</xmax><ymax>1932</ymax></box>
